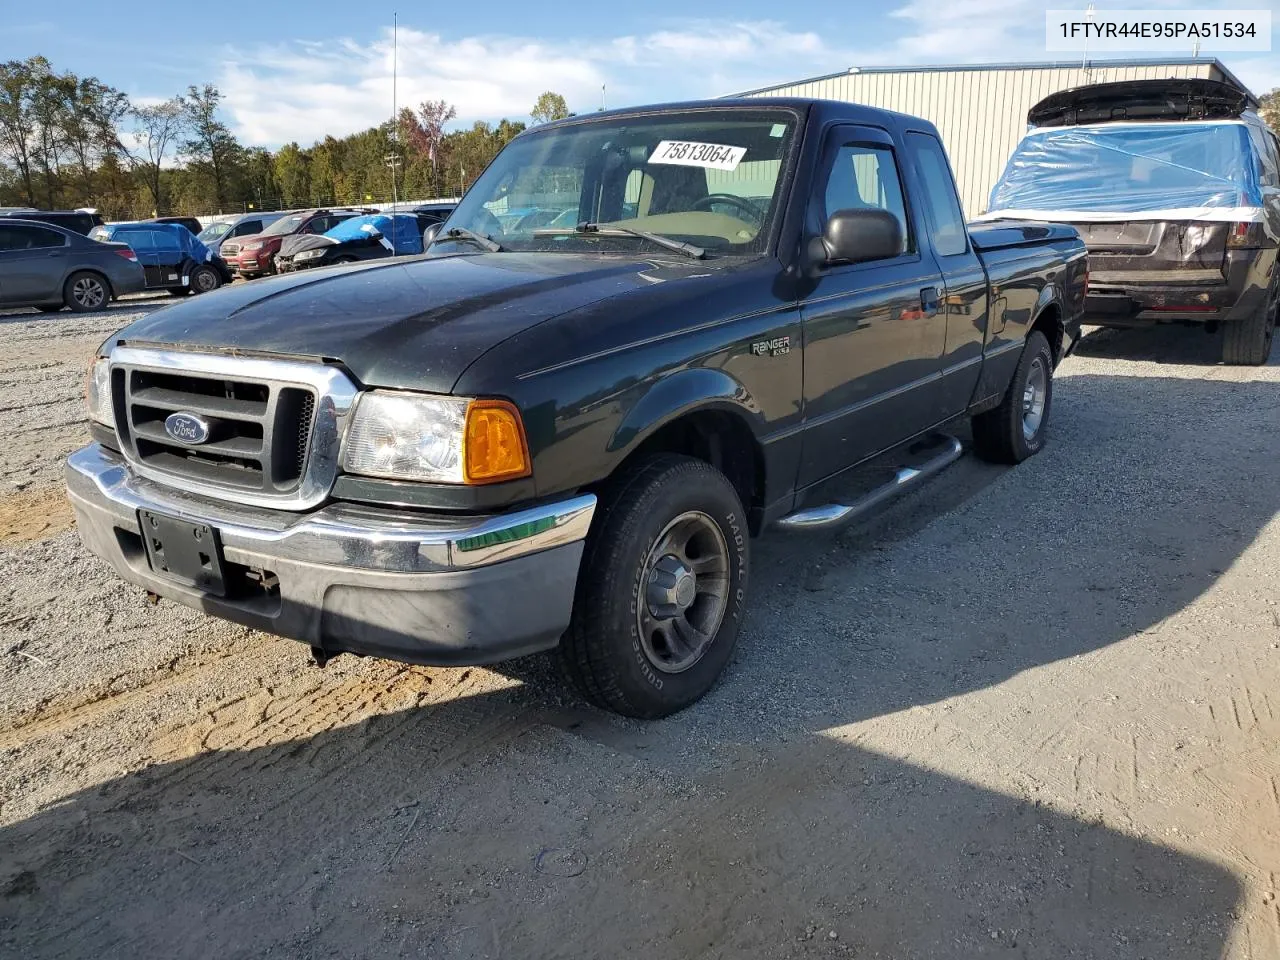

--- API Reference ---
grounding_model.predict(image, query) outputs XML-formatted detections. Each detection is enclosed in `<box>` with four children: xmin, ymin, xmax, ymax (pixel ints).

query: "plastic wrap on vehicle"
<box><xmin>985</xmin><ymin>121</ymin><xmax>1264</xmax><ymax>222</ymax></box>
<box><xmin>325</xmin><ymin>214</ymin><xmax>424</xmax><ymax>255</ymax></box>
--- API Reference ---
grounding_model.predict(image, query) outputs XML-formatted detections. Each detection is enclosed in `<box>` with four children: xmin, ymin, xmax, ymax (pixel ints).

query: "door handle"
<box><xmin>920</xmin><ymin>286</ymin><xmax>940</xmax><ymax>317</ymax></box>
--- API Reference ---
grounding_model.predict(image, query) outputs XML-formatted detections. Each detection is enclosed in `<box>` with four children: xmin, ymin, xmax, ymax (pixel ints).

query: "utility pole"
<box><xmin>389</xmin><ymin>11</ymin><xmax>399</xmax><ymax>247</ymax></box>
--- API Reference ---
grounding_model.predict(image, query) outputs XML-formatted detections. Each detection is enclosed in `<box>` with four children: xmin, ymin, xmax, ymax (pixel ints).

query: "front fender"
<box><xmin>608</xmin><ymin>367</ymin><xmax>761</xmax><ymax>454</ymax></box>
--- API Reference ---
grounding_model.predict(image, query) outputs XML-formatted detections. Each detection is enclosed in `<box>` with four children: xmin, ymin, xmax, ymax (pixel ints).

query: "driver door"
<box><xmin>797</xmin><ymin>124</ymin><xmax>947</xmax><ymax>488</ymax></box>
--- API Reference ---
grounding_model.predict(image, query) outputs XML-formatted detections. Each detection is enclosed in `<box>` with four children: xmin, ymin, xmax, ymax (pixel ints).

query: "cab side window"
<box><xmin>823</xmin><ymin>143</ymin><xmax>911</xmax><ymax>256</ymax></box>
<box><xmin>232</xmin><ymin>220</ymin><xmax>262</xmax><ymax>237</ymax></box>
<box><xmin>906</xmin><ymin>132</ymin><xmax>969</xmax><ymax>257</ymax></box>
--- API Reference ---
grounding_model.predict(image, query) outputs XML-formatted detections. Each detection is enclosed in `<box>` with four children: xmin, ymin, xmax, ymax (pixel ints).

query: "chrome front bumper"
<box><xmin>66</xmin><ymin>443</ymin><xmax>596</xmax><ymax>665</ymax></box>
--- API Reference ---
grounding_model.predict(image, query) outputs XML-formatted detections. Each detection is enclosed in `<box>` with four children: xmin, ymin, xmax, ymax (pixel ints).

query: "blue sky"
<box><xmin>6</xmin><ymin>0</ymin><xmax>1280</xmax><ymax>149</ymax></box>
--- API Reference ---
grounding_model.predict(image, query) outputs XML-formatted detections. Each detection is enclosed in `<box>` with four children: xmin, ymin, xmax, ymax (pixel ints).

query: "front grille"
<box><xmin>221</xmin><ymin>242</ymin><xmax>240</xmax><ymax>257</ymax></box>
<box><xmin>115</xmin><ymin>366</ymin><xmax>317</xmax><ymax>497</ymax></box>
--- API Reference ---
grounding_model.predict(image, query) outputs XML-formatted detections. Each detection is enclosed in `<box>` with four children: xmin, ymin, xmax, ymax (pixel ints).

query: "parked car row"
<box><xmin>275</xmin><ymin>211</ymin><xmax>451</xmax><ymax>271</ymax></box>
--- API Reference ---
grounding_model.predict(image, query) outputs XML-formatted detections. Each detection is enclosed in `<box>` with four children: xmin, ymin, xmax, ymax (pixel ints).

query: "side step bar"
<box><xmin>774</xmin><ymin>434</ymin><xmax>964</xmax><ymax>532</ymax></box>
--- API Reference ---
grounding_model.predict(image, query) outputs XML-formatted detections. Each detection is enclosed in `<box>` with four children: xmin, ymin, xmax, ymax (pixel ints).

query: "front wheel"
<box><xmin>189</xmin><ymin>265</ymin><xmax>221</xmax><ymax>294</ymax></box>
<box><xmin>558</xmin><ymin>454</ymin><xmax>749</xmax><ymax>718</ymax></box>
<box><xmin>972</xmin><ymin>330</ymin><xmax>1054</xmax><ymax>464</ymax></box>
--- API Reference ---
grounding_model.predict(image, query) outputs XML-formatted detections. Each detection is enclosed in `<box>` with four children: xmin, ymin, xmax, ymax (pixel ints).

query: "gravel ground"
<box><xmin>1</xmin><ymin>305</ymin><xmax>1278</xmax><ymax>959</ymax></box>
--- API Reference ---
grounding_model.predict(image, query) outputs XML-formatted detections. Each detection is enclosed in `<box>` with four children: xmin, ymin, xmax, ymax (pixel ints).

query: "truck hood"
<box><xmin>108</xmin><ymin>253</ymin><xmax>711</xmax><ymax>392</ymax></box>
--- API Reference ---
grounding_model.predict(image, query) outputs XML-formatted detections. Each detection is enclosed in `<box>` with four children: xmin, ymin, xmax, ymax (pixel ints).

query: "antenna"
<box><xmin>601</xmin><ymin>84</ymin><xmax>606</xmax><ymax>111</ymax></box>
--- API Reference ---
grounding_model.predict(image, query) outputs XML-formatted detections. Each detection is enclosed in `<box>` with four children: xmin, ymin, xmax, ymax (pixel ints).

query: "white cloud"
<box><xmin>218</xmin><ymin>22</ymin><xmax>854</xmax><ymax>147</ymax></box>
<box><xmin>213</xmin><ymin>5</ymin><xmax>1280</xmax><ymax>148</ymax></box>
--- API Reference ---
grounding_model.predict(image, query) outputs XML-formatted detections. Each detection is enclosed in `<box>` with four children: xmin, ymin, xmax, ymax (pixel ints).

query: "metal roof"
<box><xmin>732</xmin><ymin>57</ymin><xmax>1253</xmax><ymax>100</ymax></box>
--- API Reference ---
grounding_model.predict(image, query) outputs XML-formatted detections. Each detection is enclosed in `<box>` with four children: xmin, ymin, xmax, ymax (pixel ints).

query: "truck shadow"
<box><xmin>2</xmin><ymin>366</ymin><xmax>1272</xmax><ymax>957</ymax></box>
<box><xmin>1072</xmin><ymin>322</ymin><xmax>1279</xmax><ymax>366</ymax></box>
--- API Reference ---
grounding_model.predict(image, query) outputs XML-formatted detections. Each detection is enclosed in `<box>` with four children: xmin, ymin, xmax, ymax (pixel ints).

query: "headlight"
<box><xmin>86</xmin><ymin>357</ymin><xmax>114</xmax><ymax>428</ymax></box>
<box><xmin>296</xmin><ymin>249</ymin><xmax>325</xmax><ymax>260</ymax></box>
<box><xmin>243</xmin><ymin>241</ymin><xmax>263</xmax><ymax>251</ymax></box>
<box><xmin>342</xmin><ymin>391</ymin><xmax>530</xmax><ymax>484</ymax></box>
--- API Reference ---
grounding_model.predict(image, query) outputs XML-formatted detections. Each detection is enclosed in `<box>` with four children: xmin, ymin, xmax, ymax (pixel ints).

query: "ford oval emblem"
<box><xmin>164</xmin><ymin>411</ymin><xmax>211</xmax><ymax>445</ymax></box>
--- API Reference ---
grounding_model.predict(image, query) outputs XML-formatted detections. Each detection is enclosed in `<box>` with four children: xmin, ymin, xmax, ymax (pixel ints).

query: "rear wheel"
<box><xmin>190</xmin><ymin>265</ymin><xmax>221</xmax><ymax>294</ymax></box>
<box><xmin>558</xmin><ymin>454</ymin><xmax>749</xmax><ymax>718</ymax></box>
<box><xmin>972</xmin><ymin>330</ymin><xmax>1054</xmax><ymax>464</ymax></box>
<box><xmin>63</xmin><ymin>272</ymin><xmax>109</xmax><ymax>313</ymax></box>
<box><xmin>1222</xmin><ymin>291</ymin><xmax>1276</xmax><ymax>365</ymax></box>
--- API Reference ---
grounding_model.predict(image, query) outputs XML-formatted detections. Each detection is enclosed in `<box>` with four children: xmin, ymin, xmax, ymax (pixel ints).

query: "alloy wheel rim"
<box><xmin>74</xmin><ymin>278</ymin><xmax>104</xmax><ymax>308</ymax></box>
<box><xmin>637</xmin><ymin>511</ymin><xmax>730</xmax><ymax>674</ymax></box>
<box><xmin>1022</xmin><ymin>358</ymin><xmax>1047</xmax><ymax>441</ymax></box>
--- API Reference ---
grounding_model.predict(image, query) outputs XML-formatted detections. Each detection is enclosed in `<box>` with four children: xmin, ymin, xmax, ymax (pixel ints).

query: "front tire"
<box><xmin>63</xmin><ymin>271</ymin><xmax>109</xmax><ymax>313</ymax></box>
<box><xmin>1222</xmin><ymin>292</ymin><xmax>1276</xmax><ymax>365</ymax></box>
<box><xmin>189</xmin><ymin>265</ymin><xmax>221</xmax><ymax>294</ymax></box>
<box><xmin>972</xmin><ymin>330</ymin><xmax>1054</xmax><ymax>464</ymax></box>
<box><xmin>559</xmin><ymin>454</ymin><xmax>749</xmax><ymax>718</ymax></box>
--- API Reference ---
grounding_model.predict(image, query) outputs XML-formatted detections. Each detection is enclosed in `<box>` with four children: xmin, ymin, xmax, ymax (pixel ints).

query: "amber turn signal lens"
<box><xmin>463</xmin><ymin>400</ymin><xmax>531</xmax><ymax>484</ymax></box>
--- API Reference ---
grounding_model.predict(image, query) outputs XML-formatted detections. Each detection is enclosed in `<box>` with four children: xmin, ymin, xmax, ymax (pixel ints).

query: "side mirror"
<box><xmin>422</xmin><ymin>223</ymin><xmax>442</xmax><ymax>247</ymax></box>
<box><xmin>367</xmin><ymin>229</ymin><xmax>383</xmax><ymax>240</ymax></box>
<box><xmin>808</xmin><ymin>208</ymin><xmax>902</xmax><ymax>266</ymax></box>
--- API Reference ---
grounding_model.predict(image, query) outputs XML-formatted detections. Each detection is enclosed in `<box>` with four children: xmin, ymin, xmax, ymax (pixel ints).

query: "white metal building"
<box><xmin>735</xmin><ymin>58</ymin><xmax>1252</xmax><ymax>216</ymax></box>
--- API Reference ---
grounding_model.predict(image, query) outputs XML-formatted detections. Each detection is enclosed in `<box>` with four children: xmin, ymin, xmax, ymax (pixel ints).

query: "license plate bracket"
<box><xmin>138</xmin><ymin>510</ymin><xmax>227</xmax><ymax>596</ymax></box>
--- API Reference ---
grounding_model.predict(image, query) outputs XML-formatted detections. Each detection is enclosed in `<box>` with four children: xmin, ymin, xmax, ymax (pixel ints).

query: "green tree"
<box><xmin>530</xmin><ymin>91</ymin><xmax>570</xmax><ymax>124</ymax></box>
<box><xmin>0</xmin><ymin>57</ymin><xmax>47</xmax><ymax>205</ymax></box>
<box><xmin>181</xmin><ymin>84</ymin><xmax>242</xmax><ymax>211</ymax></box>
<box><xmin>61</xmin><ymin>76</ymin><xmax>130</xmax><ymax>207</ymax></box>
<box><xmin>273</xmin><ymin>142</ymin><xmax>310</xmax><ymax>206</ymax></box>
<box><xmin>123</xmin><ymin>97</ymin><xmax>186</xmax><ymax>214</ymax></box>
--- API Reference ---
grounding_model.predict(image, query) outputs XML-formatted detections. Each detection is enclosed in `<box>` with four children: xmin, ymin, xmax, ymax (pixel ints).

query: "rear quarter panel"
<box><xmin>971</xmin><ymin>233</ymin><xmax>1087</xmax><ymax>404</ymax></box>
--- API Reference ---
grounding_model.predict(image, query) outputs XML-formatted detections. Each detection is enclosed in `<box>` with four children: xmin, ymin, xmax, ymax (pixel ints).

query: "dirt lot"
<box><xmin>1</xmin><ymin>303</ymin><xmax>1278</xmax><ymax>959</ymax></box>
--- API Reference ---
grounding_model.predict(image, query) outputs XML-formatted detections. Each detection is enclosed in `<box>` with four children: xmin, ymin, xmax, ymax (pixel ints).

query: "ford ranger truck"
<box><xmin>67</xmin><ymin>99</ymin><xmax>1086</xmax><ymax>718</ymax></box>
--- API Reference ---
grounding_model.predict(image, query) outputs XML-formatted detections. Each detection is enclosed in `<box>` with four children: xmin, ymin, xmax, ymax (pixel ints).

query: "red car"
<box><xmin>221</xmin><ymin>208</ymin><xmax>367</xmax><ymax>278</ymax></box>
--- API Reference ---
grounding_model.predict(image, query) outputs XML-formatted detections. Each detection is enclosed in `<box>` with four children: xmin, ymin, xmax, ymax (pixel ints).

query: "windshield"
<box><xmin>440</xmin><ymin>108</ymin><xmax>798</xmax><ymax>256</ymax></box>
<box><xmin>198</xmin><ymin>222</ymin><xmax>231</xmax><ymax>242</ymax></box>
<box><xmin>260</xmin><ymin>214</ymin><xmax>307</xmax><ymax>236</ymax></box>
<box><xmin>989</xmin><ymin>121</ymin><xmax>1261</xmax><ymax>215</ymax></box>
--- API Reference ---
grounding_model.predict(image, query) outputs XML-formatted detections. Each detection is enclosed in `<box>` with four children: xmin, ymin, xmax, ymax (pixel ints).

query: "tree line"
<box><xmin>0</xmin><ymin>56</ymin><xmax>573</xmax><ymax>219</ymax></box>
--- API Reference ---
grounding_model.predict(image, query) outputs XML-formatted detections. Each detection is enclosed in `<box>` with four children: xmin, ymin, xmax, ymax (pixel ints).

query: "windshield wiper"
<box><xmin>533</xmin><ymin>223</ymin><xmax>706</xmax><ymax>260</ymax></box>
<box><xmin>434</xmin><ymin>226</ymin><xmax>503</xmax><ymax>252</ymax></box>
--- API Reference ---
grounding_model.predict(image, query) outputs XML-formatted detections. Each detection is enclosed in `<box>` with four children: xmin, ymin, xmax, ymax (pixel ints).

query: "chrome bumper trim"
<box><xmin>66</xmin><ymin>443</ymin><xmax>596</xmax><ymax>572</ymax></box>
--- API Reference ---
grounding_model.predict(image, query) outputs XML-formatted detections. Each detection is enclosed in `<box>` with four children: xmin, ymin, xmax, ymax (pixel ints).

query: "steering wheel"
<box><xmin>691</xmin><ymin>193</ymin><xmax>765</xmax><ymax>224</ymax></box>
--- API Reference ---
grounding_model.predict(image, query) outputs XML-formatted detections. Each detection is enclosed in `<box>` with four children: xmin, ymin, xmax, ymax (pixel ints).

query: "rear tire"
<box><xmin>1222</xmin><ymin>292</ymin><xmax>1276</xmax><ymax>365</ymax></box>
<box><xmin>558</xmin><ymin>454</ymin><xmax>749</xmax><ymax>718</ymax></box>
<box><xmin>63</xmin><ymin>271</ymin><xmax>109</xmax><ymax>313</ymax></box>
<box><xmin>972</xmin><ymin>330</ymin><xmax>1054</xmax><ymax>464</ymax></box>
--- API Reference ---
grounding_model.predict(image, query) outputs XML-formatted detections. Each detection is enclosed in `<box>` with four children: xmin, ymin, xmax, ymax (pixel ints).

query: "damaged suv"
<box><xmin>984</xmin><ymin>79</ymin><xmax>1278</xmax><ymax>364</ymax></box>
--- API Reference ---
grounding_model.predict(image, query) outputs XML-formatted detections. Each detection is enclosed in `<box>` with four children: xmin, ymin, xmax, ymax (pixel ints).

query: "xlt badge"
<box><xmin>751</xmin><ymin>336</ymin><xmax>790</xmax><ymax>357</ymax></box>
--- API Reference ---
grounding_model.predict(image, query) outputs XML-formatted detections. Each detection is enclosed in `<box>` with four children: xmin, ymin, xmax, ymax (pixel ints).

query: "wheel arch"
<box><xmin>604</xmin><ymin>368</ymin><xmax>767</xmax><ymax>534</ymax></box>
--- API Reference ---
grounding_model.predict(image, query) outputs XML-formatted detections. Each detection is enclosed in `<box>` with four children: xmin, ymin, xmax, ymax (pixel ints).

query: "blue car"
<box><xmin>276</xmin><ymin>213</ymin><xmax>432</xmax><ymax>271</ymax></box>
<box><xmin>89</xmin><ymin>222</ymin><xmax>232</xmax><ymax>295</ymax></box>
